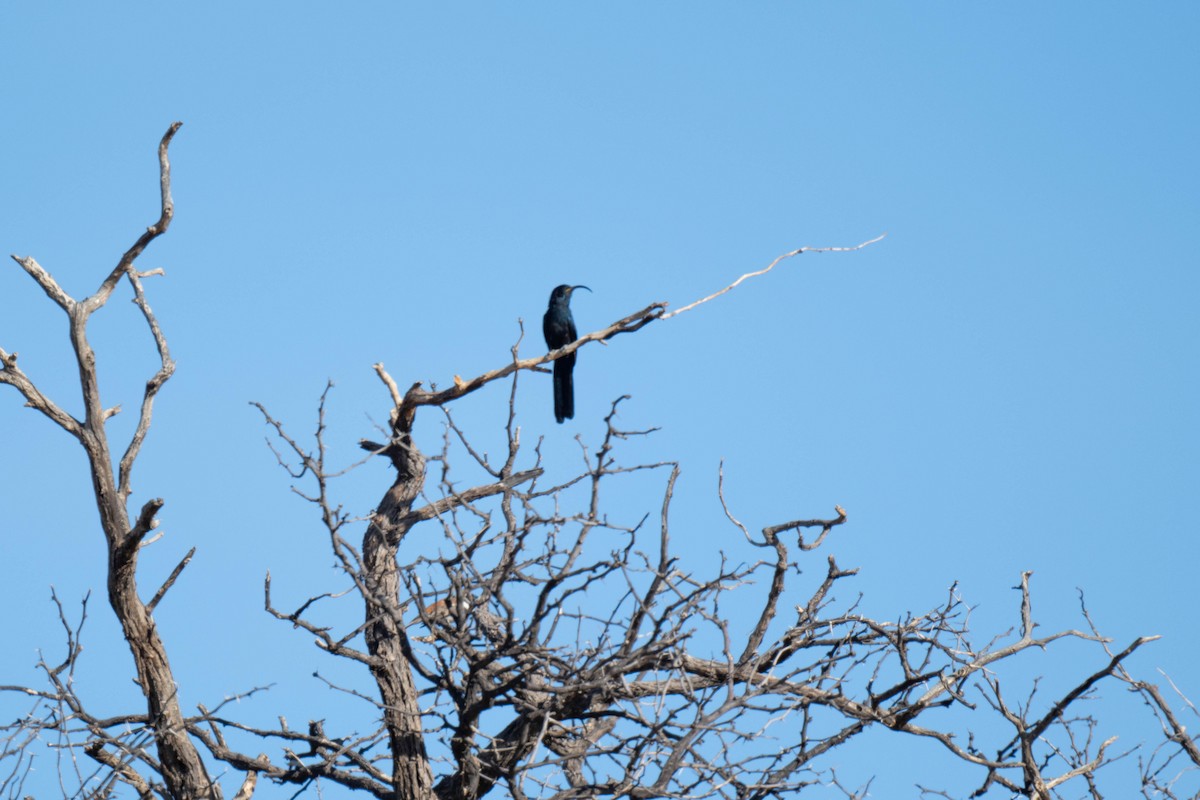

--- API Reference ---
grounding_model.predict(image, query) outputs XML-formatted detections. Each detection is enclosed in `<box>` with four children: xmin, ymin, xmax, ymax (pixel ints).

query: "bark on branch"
<box><xmin>1</xmin><ymin>123</ymin><xmax>212</xmax><ymax>799</ymax></box>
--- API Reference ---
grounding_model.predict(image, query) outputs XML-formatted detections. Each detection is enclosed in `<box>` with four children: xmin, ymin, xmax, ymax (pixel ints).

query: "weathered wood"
<box><xmin>361</xmin><ymin>433</ymin><xmax>433</xmax><ymax>799</ymax></box>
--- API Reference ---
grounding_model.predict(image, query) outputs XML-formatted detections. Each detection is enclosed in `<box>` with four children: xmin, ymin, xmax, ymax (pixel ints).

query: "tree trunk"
<box><xmin>362</xmin><ymin>436</ymin><xmax>433</xmax><ymax>799</ymax></box>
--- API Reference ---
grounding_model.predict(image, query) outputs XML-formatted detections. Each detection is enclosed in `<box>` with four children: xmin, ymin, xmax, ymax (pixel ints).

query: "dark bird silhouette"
<box><xmin>542</xmin><ymin>284</ymin><xmax>590</xmax><ymax>423</ymax></box>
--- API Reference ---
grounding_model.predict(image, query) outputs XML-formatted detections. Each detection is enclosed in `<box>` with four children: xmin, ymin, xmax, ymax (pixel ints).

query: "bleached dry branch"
<box><xmin>663</xmin><ymin>233</ymin><xmax>885</xmax><ymax>319</ymax></box>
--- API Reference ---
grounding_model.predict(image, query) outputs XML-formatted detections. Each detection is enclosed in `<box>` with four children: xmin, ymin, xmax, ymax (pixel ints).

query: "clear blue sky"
<box><xmin>2</xmin><ymin>4</ymin><xmax>1197</xmax><ymax>797</ymax></box>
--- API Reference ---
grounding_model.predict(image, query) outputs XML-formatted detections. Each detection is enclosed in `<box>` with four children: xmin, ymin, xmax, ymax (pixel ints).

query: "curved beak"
<box><xmin>571</xmin><ymin>285</ymin><xmax>592</xmax><ymax>294</ymax></box>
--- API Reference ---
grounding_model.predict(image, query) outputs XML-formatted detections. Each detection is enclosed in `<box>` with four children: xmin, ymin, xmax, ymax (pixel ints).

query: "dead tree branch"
<box><xmin>0</xmin><ymin>123</ymin><xmax>215</xmax><ymax>799</ymax></box>
<box><xmin>662</xmin><ymin>233</ymin><xmax>886</xmax><ymax>319</ymax></box>
<box><xmin>4</xmin><ymin>127</ymin><xmax>1192</xmax><ymax>800</ymax></box>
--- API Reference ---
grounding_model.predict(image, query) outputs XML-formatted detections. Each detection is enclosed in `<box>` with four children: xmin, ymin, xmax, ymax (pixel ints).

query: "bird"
<box><xmin>408</xmin><ymin>593</ymin><xmax>471</xmax><ymax>643</ymax></box>
<box><xmin>542</xmin><ymin>284</ymin><xmax>590</xmax><ymax>423</ymax></box>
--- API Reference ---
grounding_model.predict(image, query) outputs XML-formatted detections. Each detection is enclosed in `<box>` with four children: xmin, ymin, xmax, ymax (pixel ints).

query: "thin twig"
<box><xmin>662</xmin><ymin>234</ymin><xmax>885</xmax><ymax>319</ymax></box>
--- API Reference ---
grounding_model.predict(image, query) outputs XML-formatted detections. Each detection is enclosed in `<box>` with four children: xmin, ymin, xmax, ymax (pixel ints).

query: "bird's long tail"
<box><xmin>553</xmin><ymin>359</ymin><xmax>574</xmax><ymax>423</ymax></box>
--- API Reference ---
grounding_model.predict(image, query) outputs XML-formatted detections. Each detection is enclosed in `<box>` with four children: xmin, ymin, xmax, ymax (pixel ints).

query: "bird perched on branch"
<box><xmin>408</xmin><ymin>593</ymin><xmax>471</xmax><ymax>643</ymax></box>
<box><xmin>542</xmin><ymin>284</ymin><xmax>590</xmax><ymax>423</ymax></box>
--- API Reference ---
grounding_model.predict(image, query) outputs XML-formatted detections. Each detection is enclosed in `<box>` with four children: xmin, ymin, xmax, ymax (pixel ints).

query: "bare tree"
<box><xmin>2</xmin><ymin>125</ymin><xmax>1198</xmax><ymax>800</ymax></box>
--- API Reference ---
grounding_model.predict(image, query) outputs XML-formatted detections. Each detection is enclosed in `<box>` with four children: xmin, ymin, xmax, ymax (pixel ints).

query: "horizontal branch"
<box><xmin>399</xmin><ymin>468</ymin><xmax>543</xmax><ymax>528</ymax></box>
<box><xmin>187</xmin><ymin>720</ymin><xmax>392</xmax><ymax>798</ymax></box>
<box><xmin>387</xmin><ymin>302</ymin><xmax>666</xmax><ymax>432</ymax></box>
<box><xmin>375</xmin><ymin>236</ymin><xmax>882</xmax><ymax>434</ymax></box>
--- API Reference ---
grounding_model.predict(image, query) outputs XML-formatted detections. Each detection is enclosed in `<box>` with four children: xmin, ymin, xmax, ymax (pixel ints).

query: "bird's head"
<box><xmin>549</xmin><ymin>284</ymin><xmax>591</xmax><ymax>305</ymax></box>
